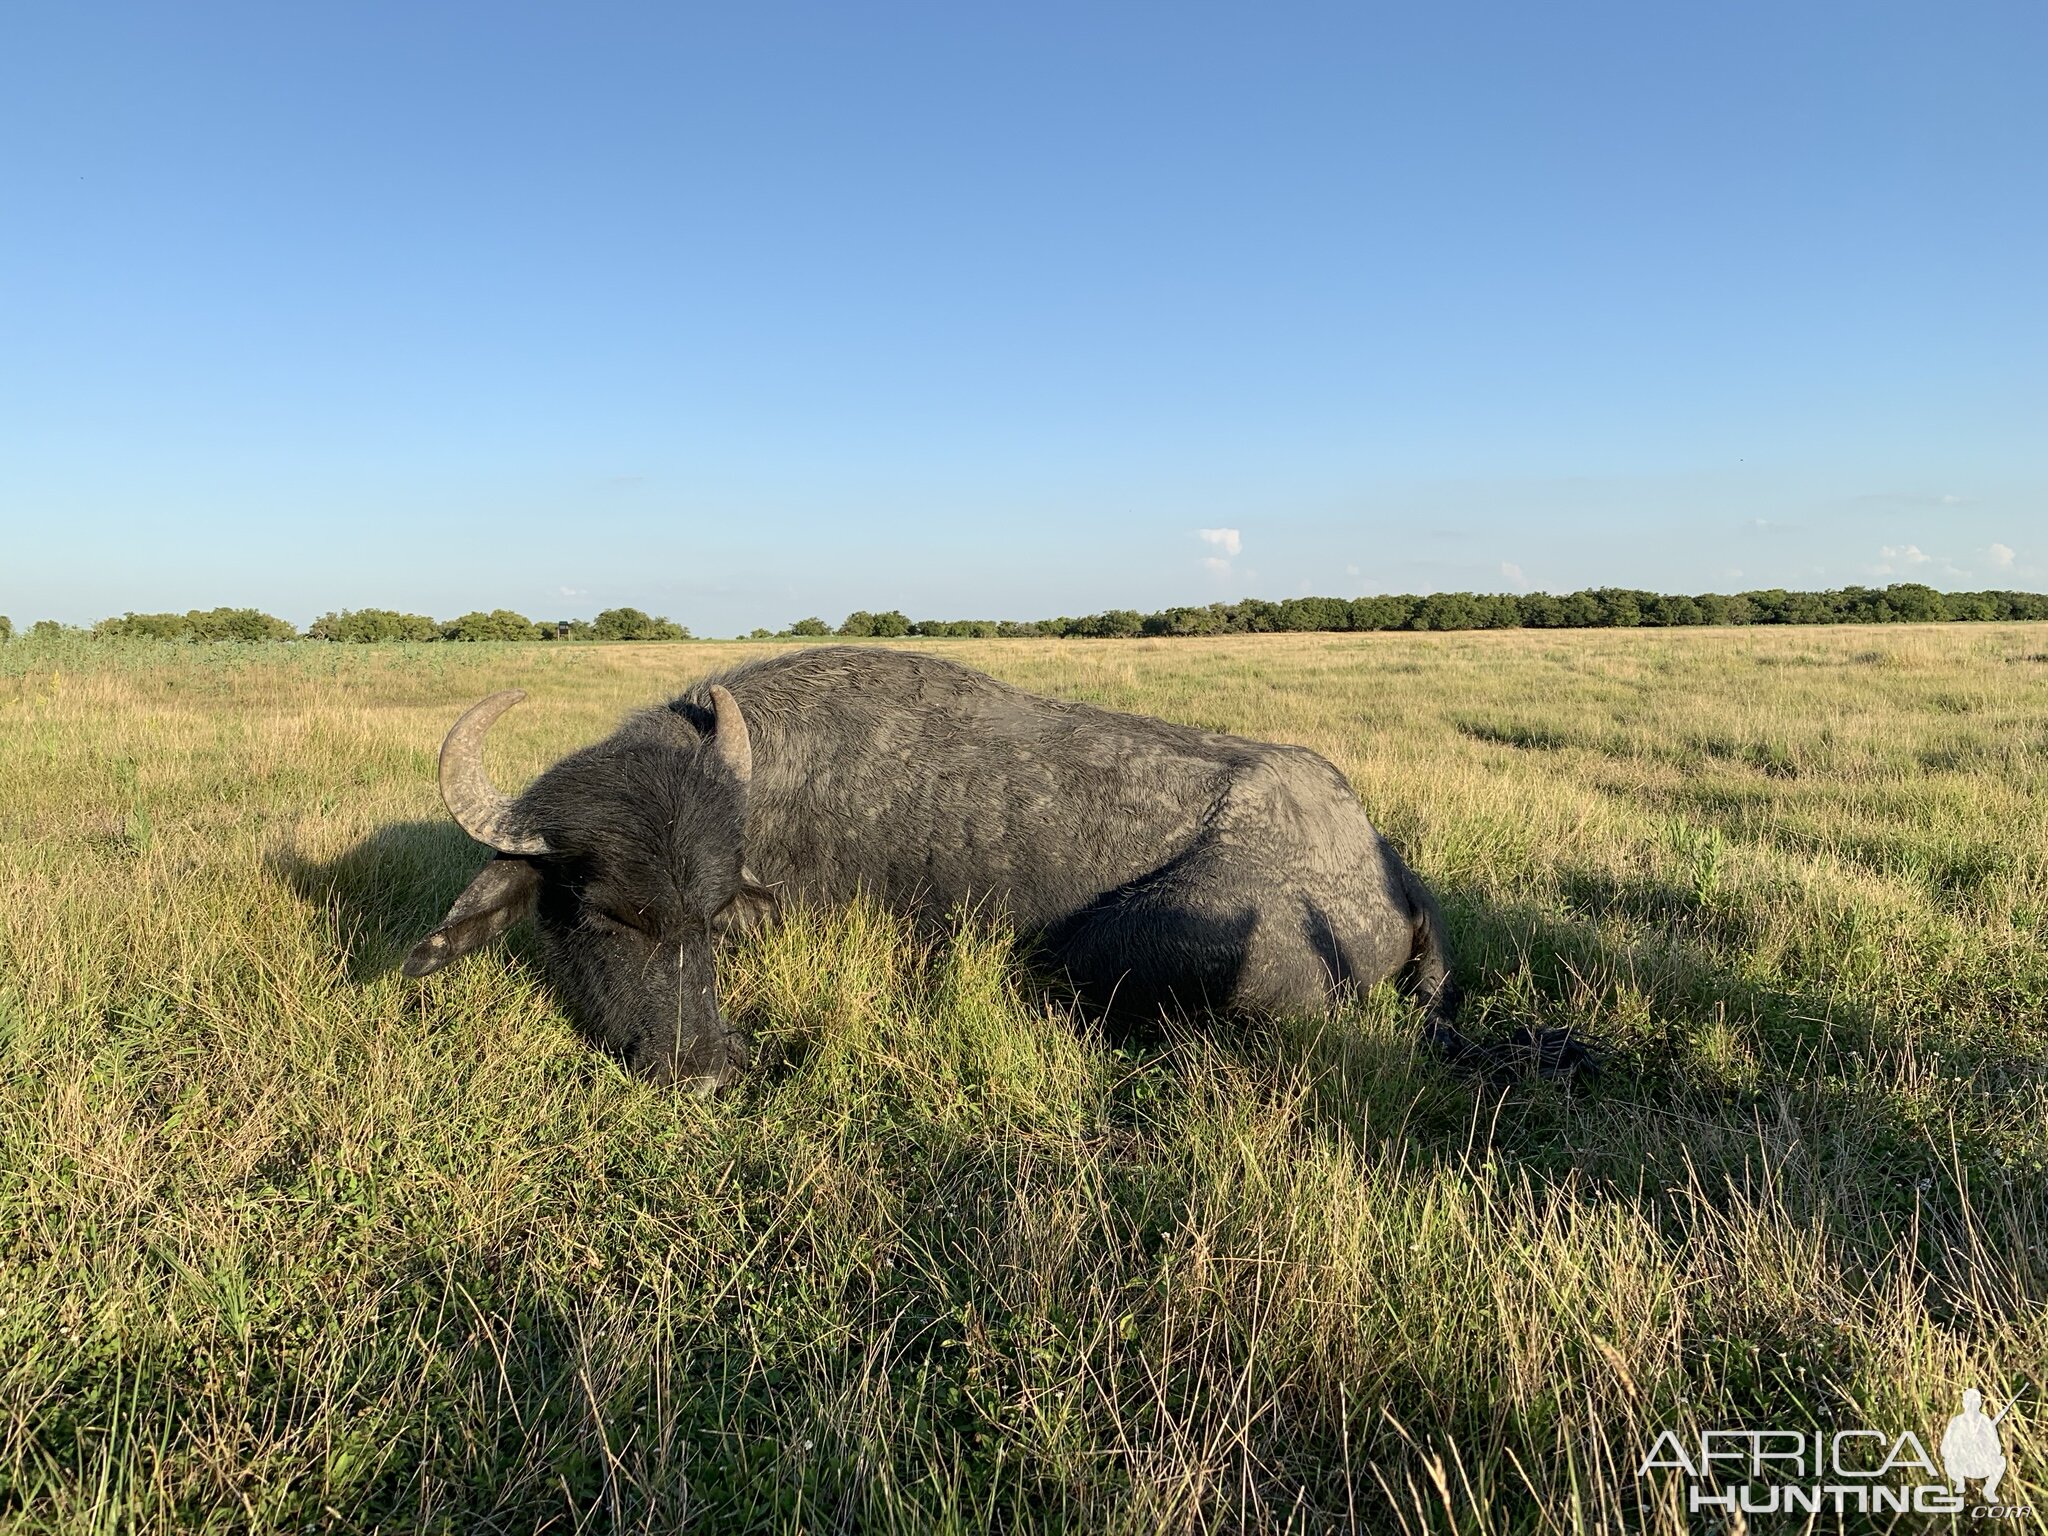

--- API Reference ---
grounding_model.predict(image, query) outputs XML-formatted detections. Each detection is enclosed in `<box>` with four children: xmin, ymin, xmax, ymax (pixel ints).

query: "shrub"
<box><xmin>442</xmin><ymin>610</ymin><xmax>539</xmax><ymax>642</ymax></box>
<box><xmin>589</xmin><ymin>607</ymin><xmax>688</xmax><ymax>641</ymax></box>
<box><xmin>94</xmin><ymin>613</ymin><xmax>194</xmax><ymax>640</ymax></box>
<box><xmin>307</xmin><ymin>608</ymin><xmax>438</xmax><ymax>643</ymax></box>
<box><xmin>92</xmin><ymin>608</ymin><xmax>296</xmax><ymax>641</ymax></box>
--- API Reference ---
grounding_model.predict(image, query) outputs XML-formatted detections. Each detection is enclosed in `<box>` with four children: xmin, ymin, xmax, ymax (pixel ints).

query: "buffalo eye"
<box><xmin>588</xmin><ymin>903</ymin><xmax>651</xmax><ymax>935</ymax></box>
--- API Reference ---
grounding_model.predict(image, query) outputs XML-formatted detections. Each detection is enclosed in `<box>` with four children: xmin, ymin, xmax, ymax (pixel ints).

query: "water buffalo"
<box><xmin>405</xmin><ymin>646</ymin><xmax>1577</xmax><ymax>1087</ymax></box>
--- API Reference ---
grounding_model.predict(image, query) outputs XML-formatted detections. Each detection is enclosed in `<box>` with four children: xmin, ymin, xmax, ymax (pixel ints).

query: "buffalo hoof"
<box><xmin>1498</xmin><ymin>1025</ymin><xmax>1600</xmax><ymax>1081</ymax></box>
<box><xmin>1423</xmin><ymin>1019</ymin><xmax>1599</xmax><ymax>1083</ymax></box>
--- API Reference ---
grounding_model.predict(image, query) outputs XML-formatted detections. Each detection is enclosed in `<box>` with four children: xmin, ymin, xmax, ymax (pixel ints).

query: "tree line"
<box><xmin>5</xmin><ymin>583</ymin><xmax>2046</xmax><ymax>645</ymax></box>
<box><xmin>797</xmin><ymin>582</ymin><xmax>2048</xmax><ymax>636</ymax></box>
<box><xmin>1</xmin><ymin>606</ymin><xmax>692</xmax><ymax>643</ymax></box>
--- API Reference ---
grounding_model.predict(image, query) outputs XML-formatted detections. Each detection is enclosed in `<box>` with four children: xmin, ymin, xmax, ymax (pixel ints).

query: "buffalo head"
<box><xmin>403</xmin><ymin>686</ymin><xmax>768</xmax><ymax>1092</ymax></box>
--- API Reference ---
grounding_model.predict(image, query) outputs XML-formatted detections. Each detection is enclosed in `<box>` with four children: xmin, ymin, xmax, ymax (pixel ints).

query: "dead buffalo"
<box><xmin>405</xmin><ymin>646</ymin><xmax>1576</xmax><ymax>1087</ymax></box>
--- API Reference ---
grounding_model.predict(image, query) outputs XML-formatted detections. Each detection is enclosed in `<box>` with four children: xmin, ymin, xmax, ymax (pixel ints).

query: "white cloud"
<box><xmin>1990</xmin><ymin>543</ymin><xmax>2016</xmax><ymax>568</ymax></box>
<box><xmin>1942</xmin><ymin>493</ymin><xmax>1963</xmax><ymax>505</ymax></box>
<box><xmin>1344</xmin><ymin>563</ymin><xmax>1359</xmax><ymax>577</ymax></box>
<box><xmin>1195</xmin><ymin>527</ymin><xmax>1242</xmax><ymax>579</ymax></box>
<box><xmin>1871</xmin><ymin>544</ymin><xmax>1933</xmax><ymax>576</ymax></box>
<box><xmin>1499</xmin><ymin>561</ymin><xmax>1526</xmax><ymax>587</ymax></box>
<box><xmin>558</xmin><ymin>586</ymin><xmax>589</xmax><ymax>597</ymax></box>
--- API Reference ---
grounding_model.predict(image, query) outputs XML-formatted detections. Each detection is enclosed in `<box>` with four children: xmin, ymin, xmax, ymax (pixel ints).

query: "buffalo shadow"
<box><xmin>271</xmin><ymin>818</ymin><xmax>510</xmax><ymax>984</ymax></box>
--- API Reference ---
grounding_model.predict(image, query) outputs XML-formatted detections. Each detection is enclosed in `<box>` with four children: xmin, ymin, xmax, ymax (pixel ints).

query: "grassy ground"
<box><xmin>1</xmin><ymin>625</ymin><xmax>2045</xmax><ymax>1533</ymax></box>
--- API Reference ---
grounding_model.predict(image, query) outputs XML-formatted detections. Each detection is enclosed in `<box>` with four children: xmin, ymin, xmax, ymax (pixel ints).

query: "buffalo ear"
<box><xmin>403</xmin><ymin>856</ymin><xmax>542</xmax><ymax>977</ymax></box>
<box><xmin>723</xmin><ymin>872</ymin><xmax>781</xmax><ymax>935</ymax></box>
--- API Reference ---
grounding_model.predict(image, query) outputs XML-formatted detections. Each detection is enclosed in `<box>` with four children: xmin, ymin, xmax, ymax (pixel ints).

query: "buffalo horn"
<box><xmin>437</xmin><ymin>690</ymin><xmax>550</xmax><ymax>855</ymax></box>
<box><xmin>709</xmin><ymin>685</ymin><xmax>753</xmax><ymax>786</ymax></box>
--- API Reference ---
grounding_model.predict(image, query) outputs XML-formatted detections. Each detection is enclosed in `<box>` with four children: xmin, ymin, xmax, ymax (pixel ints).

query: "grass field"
<box><xmin>2</xmin><ymin>625</ymin><xmax>2045</xmax><ymax>1533</ymax></box>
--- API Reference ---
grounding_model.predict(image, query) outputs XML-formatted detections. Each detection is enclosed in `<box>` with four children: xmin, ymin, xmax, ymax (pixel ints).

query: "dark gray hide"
<box><xmin>406</xmin><ymin>646</ymin><xmax>1512</xmax><ymax>1090</ymax></box>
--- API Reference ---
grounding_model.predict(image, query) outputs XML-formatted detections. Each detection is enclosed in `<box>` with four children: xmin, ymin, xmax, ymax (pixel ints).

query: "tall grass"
<box><xmin>1</xmin><ymin>626</ymin><xmax>2043</xmax><ymax>1531</ymax></box>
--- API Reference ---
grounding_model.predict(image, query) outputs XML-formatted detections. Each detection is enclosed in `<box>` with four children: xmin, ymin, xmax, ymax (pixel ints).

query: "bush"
<box><xmin>92</xmin><ymin>608</ymin><xmax>296</xmax><ymax>642</ymax></box>
<box><xmin>786</xmin><ymin>617</ymin><xmax>831</xmax><ymax>636</ymax></box>
<box><xmin>910</xmin><ymin>619</ymin><xmax>1000</xmax><ymax>638</ymax></box>
<box><xmin>307</xmin><ymin>608</ymin><xmax>439</xmax><ymax>643</ymax></box>
<box><xmin>1067</xmin><ymin>609</ymin><xmax>1144</xmax><ymax>638</ymax></box>
<box><xmin>442</xmin><ymin>610</ymin><xmax>539</xmax><ymax>642</ymax></box>
<box><xmin>590</xmin><ymin>607</ymin><xmax>689</xmax><ymax>641</ymax></box>
<box><xmin>94</xmin><ymin>613</ymin><xmax>193</xmax><ymax>640</ymax></box>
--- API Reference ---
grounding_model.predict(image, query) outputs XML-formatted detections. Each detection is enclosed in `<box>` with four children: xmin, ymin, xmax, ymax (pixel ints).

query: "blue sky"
<box><xmin>3</xmin><ymin>1</ymin><xmax>2042</xmax><ymax>632</ymax></box>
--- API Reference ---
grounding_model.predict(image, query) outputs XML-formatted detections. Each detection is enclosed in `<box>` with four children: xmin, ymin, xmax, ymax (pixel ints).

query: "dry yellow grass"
<box><xmin>1</xmin><ymin>625</ymin><xmax>2044</xmax><ymax>1532</ymax></box>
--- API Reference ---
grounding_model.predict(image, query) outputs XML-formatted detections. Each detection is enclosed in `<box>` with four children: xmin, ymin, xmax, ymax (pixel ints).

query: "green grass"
<box><xmin>2</xmin><ymin>626</ymin><xmax>2045</xmax><ymax>1532</ymax></box>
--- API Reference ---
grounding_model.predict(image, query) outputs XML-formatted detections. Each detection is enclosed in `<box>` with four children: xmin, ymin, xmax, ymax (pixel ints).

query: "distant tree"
<box><xmin>1348</xmin><ymin>595</ymin><xmax>1415</xmax><ymax>631</ymax></box>
<box><xmin>749</xmin><ymin>627</ymin><xmax>774</xmax><ymax>639</ymax></box>
<box><xmin>1275</xmin><ymin>596</ymin><xmax>1350</xmax><ymax>632</ymax></box>
<box><xmin>442</xmin><ymin>609</ymin><xmax>539</xmax><ymax>641</ymax></box>
<box><xmin>1517</xmin><ymin>592</ymin><xmax>1565</xmax><ymax>628</ymax></box>
<box><xmin>1411</xmin><ymin>592</ymin><xmax>1483</xmax><ymax>631</ymax></box>
<box><xmin>1558</xmin><ymin>591</ymin><xmax>1605</xmax><ymax>627</ymax></box>
<box><xmin>1229</xmin><ymin>599</ymin><xmax>1280</xmax><ymax>633</ymax></box>
<box><xmin>1590</xmin><ymin>588</ymin><xmax>1645</xmax><ymax>628</ymax></box>
<box><xmin>1474</xmin><ymin>593</ymin><xmax>1524</xmax><ymax>628</ymax></box>
<box><xmin>1885</xmin><ymin>583</ymin><xmax>1946</xmax><ymax>623</ymax></box>
<box><xmin>838</xmin><ymin>611</ymin><xmax>876</xmax><ymax>637</ymax></box>
<box><xmin>911</xmin><ymin>618</ymin><xmax>1000</xmax><ymax>637</ymax></box>
<box><xmin>1143</xmin><ymin>605</ymin><xmax>1227</xmax><ymax>636</ymax></box>
<box><xmin>308</xmin><ymin>608</ymin><xmax>438</xmax><ymax>642</ymax></box>
<box><xmin>786</xmin><ymin>616</ymin><xmax>831</xmax><ymax>636</ymax></box>
<box><xmin>1779</xmin><ymin>590</ymin><xmax>1836</xmax><ymax>624</ymax></box>
<box><xmin>588</xmin><ymin>607</ymin><xmax>688</xmax><ymax>640</ymax></box>
<box><xmin>869</xmin><ymin>610</ymin><xmax>912</xmax><ymax>638</ymax></box>
<box><xmin>86</xmin><ymin>607</ymin><xmax>294</xmax><ymax>641</ymax></box>
<box><xmin>94</xmin><ymin>612</ymin><xmax>194</xmax><ymax>640</ymax></box>
<box><xmin>1069</xmin><ymin>609</ymin><xmax>1143</xmax><ymax>638</ymax></box>
<box><xmin>187</xmin><ymin>607</ymin><xmax>298</xmax><ymax>641</ymax></box>
<box><xmin>29</xmin><ymin>620</ymin><xmax>68</xmax><ymax>639</ymax></box>
<box><xmin>1642</xmin><ymin>593</ymin><xmax>1702</xmax><ymax>626</ymax></box>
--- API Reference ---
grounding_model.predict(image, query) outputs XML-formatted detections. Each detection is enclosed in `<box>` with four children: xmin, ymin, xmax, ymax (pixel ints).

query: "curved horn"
<box><xmin>708</xmin><ymin>685</ymin><xmax>752</xmax><ymax>786</ymax></box>
<box><xmin>437</xmin><ymin>690</ymin><xmax>551</xmax><ymax>855</ymax></box>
